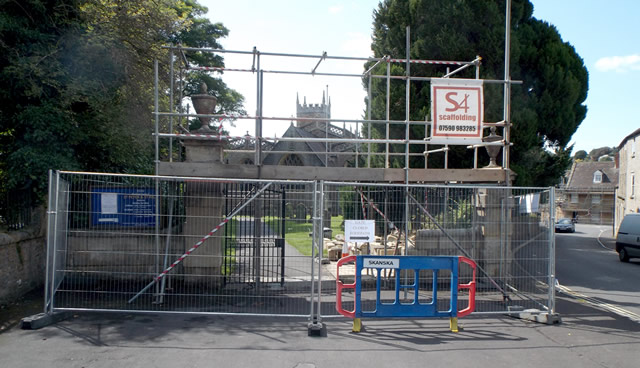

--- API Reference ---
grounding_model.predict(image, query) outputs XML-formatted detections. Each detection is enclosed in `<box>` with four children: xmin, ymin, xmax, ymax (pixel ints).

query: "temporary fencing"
<box><xmin>44</xmin><ymin>172</ymin><xmax>556</xmax><ymax>326</ymax></box>
<box><xmin>45</xmin><ymin>171</ymin><xmax>318</xmax><ymax>317</ymax></box>
<box><xmin>319</xmin><ymin>182</ymin><xmax>556</xmax><ymax>317</ymax></box>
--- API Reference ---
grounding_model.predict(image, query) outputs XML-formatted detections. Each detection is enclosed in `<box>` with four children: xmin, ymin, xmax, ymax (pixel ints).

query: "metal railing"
<box><xmin>0</xmin><ymin>188</ymin><xmax>32</xmax><ymax>230</ymax></box>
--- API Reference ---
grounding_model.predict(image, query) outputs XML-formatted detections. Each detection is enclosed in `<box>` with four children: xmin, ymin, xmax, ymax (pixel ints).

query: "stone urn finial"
<box><xmin>483</xmin><ymin>126</ymin><xmax>503</xmax><ymax>168</ymax></box>
<box><xmin>190</xmin><ymin>83</ymin><xmax>217</xmax><ymax>132</ymax></box>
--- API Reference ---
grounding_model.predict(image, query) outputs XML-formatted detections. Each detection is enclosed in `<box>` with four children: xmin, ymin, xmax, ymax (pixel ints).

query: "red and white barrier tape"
<box><xmin>128</xmin><ymin>183</ymin><xmax>272</xmax><ymax>303</ymax></box>
<box><xmin>387</xmin><ymin>59</ymin><xmax>469</xmax><ymax>66</ymax></box>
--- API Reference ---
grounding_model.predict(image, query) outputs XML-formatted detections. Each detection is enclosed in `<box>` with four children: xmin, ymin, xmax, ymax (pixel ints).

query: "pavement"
<box><xmin>1</xmin><ymin>294</ymin><xmax>639</xmax><ymax>368</ymax></box>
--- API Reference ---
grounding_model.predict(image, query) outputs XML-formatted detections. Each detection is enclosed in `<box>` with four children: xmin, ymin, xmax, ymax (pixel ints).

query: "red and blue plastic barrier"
<box><xmin>336</xmin><ymin>255</ymin><xmax>476</xmax><ymax>332</ymax></box>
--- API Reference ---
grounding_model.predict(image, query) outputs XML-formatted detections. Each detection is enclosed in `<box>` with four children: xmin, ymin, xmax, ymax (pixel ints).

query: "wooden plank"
<box><xmin>158</xmin><ymin>162</ymin><xmax>508</xmax><ymax>183</ymax></box>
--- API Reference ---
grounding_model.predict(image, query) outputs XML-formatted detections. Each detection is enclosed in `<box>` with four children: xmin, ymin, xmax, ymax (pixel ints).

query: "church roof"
<box><xmin>278</xmin><ymin>124</ymin><xmax>330</xmax><ymax>165</ymax></box>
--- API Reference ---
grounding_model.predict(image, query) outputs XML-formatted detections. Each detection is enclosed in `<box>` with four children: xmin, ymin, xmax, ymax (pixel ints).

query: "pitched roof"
<box><xmin>281</xmin><ymin>124</ymin><xmax>329</xmax><ymax>165</ymax></box>
<box><xmin>566</xmin><ymin>161</ymin><xmax>619</xmax><ymax>189</ymax></box>
<box><xmin>618</xmin><ymin>127</ymin><xmax>640</xmax><ymax>149</ymax></box>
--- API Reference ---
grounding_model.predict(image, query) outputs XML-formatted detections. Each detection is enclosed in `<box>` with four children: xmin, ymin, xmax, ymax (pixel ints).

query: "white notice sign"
<box><xmin>345</xmin><ymin>220</ymin><xmax>375</xmax><ymax>243</ymax></box>
<box><xmin>430</xmin><ymin>78</ymin><xmax>484</xmax><ymax>145</ymax></box>
<box><xmin>101</xmin><ymin>193</ymin><xmax>118</xmax><ymax>214</ymax></box>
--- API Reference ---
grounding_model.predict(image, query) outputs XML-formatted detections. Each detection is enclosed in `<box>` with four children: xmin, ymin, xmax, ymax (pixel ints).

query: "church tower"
<box><xmin>296</xmin><ymin>92</ymin><xmax>331</xmax><ymax>129</ymax></box>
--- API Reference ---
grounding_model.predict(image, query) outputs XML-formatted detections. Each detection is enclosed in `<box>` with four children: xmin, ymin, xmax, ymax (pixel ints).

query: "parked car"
<box><xmin>554</xmin><ymin>218</ymin><xmax>575</xmax><ymax>233</ymax></box>
<box><xmin>616</xmin><ymin>213</ymin><xmax>640</xmax><ymax>262</ymax></box>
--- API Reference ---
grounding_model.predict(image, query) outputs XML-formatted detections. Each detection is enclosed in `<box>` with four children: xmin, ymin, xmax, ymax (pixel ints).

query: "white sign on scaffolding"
<box><xmin>430</xmin><ymin>78</ymin><xmax>484</xmax><ymax>145</ymax></box>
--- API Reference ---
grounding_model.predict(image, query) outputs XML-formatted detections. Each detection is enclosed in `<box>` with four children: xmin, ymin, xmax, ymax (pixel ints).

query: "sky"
<box><xmin>199</xmin><ymin>0</ymin><xmax>640</xmax><ymax>153</ymax></box>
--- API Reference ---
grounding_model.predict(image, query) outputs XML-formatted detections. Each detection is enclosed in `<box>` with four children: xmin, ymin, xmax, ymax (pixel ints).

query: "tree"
<box><xmin>365</xmin><ymin>0</ymin><xmax>588</xmax><ymax>186</ymax></box>
<box><xmin>573</xmin><ymin>150</ymin><xmax>588</xmax><ymax>161</ymax></box>
<box><xmin>167</xmin><ymin>2</ymin><xmax>246</xmax><ymax>131</ymax></box>
<box><xmin>588</xmin><ymin>146</ymin><xmax>612</xmax><ymax>161</ymax></box>
<box><xmin>0</xmin><ymin>0</ymin><xmax>90</xmax><ymax>202</ymax></box>
<box><xmin>79</xmin><ymin>0</ymin><xmax>246</xmax><ymax>151</ymax></box>
<box><xmin>0</xmin><ymin>0</ymin><xmax>244</xmax><ymax>205</ymax></box>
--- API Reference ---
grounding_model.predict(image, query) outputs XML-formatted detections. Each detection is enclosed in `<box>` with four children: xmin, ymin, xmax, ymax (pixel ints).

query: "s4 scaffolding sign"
<box><xmin>430</xmin><ymin>78</ymin><xmax>484</xmax><ymax>145</ymax></box>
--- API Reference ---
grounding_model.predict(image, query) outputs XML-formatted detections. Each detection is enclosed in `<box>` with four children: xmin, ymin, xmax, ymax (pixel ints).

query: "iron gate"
<box><xmin>223</xmin><ymin>183</ymin><xmax>287</xmax><ymax>286</ymax></box>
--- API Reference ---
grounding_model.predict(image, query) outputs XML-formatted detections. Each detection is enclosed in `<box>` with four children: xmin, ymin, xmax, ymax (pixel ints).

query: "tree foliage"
<box><xmin>0</xmin><ymin>0</ymin><xmax>244</xmax><ymax>204</ymax></box>
<box><xmin>365</xmin><ymin>0</ymin><xmax>588</xmax><ymax>186</ymax></box>
<box><xmin>588</xmin><ymin>146</ymin><xmax>614</xmax><ymax>161</ymax></box>
<box><xmin>573</xmin><ymin>150</ymin><xmax>587</xmax><ymax>161</ymax></box>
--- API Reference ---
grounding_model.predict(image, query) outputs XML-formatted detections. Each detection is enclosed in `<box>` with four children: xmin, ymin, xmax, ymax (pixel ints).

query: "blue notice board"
<box><xmin>91</xmin><ymin>187</ymin><xmax>156</xmax><ymax>227</ymax></box>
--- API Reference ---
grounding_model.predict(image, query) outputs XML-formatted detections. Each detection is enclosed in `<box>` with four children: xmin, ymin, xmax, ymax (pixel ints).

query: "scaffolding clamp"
<box><xmin>311</xmin><ymin>51</ymin><xmax>327</xmax><ymax>75</ymax></box>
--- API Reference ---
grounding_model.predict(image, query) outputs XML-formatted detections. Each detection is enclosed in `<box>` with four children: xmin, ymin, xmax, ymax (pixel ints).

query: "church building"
<box><xmin>226</xmin><ymin>92</ymin><xmax>356</xmax><ymax>168</ymax></box>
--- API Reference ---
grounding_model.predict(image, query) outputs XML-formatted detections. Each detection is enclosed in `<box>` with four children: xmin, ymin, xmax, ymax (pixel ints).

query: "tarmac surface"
<box><xmin>1</xmin><ymin>295</ymin><xmax>639</xmax><ymax>368</ymax></box>
<box><xmin>1</xmin><ymin>226</ymin><xmax>638</xmax><ymax>367</ymax></box>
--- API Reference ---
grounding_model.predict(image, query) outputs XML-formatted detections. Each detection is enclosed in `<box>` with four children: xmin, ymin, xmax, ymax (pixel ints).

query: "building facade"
<box><xmin>557</xmin><ymin>161</ymin><xmax>618</xmax><ymax>225</ymax></box>
<box><xmin>615</xmin><ymin>128</ymin><xmax>640</xmax><ymax>233</ymax></box>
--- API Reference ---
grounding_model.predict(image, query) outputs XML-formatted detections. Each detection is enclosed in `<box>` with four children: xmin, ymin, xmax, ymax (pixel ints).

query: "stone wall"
<box><xmin>0</xmin><ymin>208</ymin><xmax>46</xmax><ymax>305</ymax></box>
<box><xmin>67</xmin><ymin>232</ymin><xmax>173</xmax><ymax>277</ymax></box>
<box><xmin>410</xmin><ymin>227</ymin><xmax>483</xmax><ymax>260</ymax></box>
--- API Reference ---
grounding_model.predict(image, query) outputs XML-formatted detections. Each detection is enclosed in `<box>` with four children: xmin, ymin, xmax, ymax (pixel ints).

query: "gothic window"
<box><xmin>281</xmin><ymin>154</ymin><xmax>304</xmax><ymax>166</ymax></box>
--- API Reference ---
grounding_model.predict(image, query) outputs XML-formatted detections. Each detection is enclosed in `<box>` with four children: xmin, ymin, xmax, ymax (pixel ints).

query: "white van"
<box><xmin>616</xmin><ymin>213</ymin><xmax>640</xmax><ymax>262</ymax></box>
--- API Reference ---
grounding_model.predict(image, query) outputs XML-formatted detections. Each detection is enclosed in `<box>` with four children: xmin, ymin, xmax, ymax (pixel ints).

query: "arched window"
<box><xmin>280</xmin><ymin>154</ymin><xmax>304</xmax><ymax>166</ymax></box>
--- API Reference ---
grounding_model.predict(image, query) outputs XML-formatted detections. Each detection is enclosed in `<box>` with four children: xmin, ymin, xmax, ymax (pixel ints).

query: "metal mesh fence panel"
<box><xmin>47</xmin><ymin>172</ymin><xmax>316</xmax><ymax>317</ymax></box>
<box><xmin>46</xmin><ymin>172</ymin><xmax>71</xmax><ymax>313</ymax></box>
<box><xmin>46</xmin><ymin>173</ymin><xmax>554</xmax><ymax>319</ymax></box>
<box><xmin>320</xmin><ymin>182</ymin><xmax>554</xmax><ymax>317</ymax></box>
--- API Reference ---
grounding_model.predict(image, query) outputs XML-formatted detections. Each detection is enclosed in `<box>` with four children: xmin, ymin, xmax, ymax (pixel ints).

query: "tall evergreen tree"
<box><xmin>365</xmin><ymin>0</ymin><xmax>588</xmax><ymax>186</ymax></box>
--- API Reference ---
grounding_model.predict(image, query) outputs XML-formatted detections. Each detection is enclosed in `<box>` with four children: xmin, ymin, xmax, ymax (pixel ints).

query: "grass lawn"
<box><xmin>277</xmin><ymin>215</ymin><xmax>345</xmax><ymax>256</ymax></box>
<box><xmin>222</xmin><ymin>218</ymin><xmax>239</xmax><ymax>275</ymax></box>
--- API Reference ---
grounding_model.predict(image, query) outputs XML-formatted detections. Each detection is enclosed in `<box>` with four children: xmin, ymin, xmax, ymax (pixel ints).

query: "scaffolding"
<box><xmin>556</xmin><ymin>186</ymin><xmax>616</xmax><ymax>225</ymax></box>
<box><xmin>153</xmin><ymin>27</ymin><xmax>520</xmax><ymax>185</ymax></box>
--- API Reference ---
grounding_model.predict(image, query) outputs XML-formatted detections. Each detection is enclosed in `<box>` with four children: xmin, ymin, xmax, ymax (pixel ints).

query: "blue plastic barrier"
<box><xmin>336</xmin><ymin>255</ymin><xmax>476</xmax><ymax>332</ymax></box>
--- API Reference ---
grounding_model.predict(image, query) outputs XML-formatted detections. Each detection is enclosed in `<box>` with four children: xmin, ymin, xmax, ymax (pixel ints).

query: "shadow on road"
<box><xmin>556</xmin><ymin>295</ymin><xmax>640</xmax><ymax>333</ymax></box>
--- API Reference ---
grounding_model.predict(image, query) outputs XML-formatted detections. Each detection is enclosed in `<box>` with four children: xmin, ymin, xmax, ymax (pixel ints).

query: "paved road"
<box><xmin>1</xmin><ymin>296</ymin><xmax>639</xmax><ymax>368</ymax></box>
<box><xmin>2</xmin><ymin>224</ymin><xmax>639</xmax><ymax>367</ymax></box>
<box><xmin>555</xmin><ymin>223</ymin><xmax>640</xmax><ymax>320</ymax></box>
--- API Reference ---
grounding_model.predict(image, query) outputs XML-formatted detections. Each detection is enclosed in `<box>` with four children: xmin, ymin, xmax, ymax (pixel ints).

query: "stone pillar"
<box><xmin>181</xmin><ymin>137</ymin><xmax>225</xmax><ymax>288</ymax></box>
<box><xmin>476</xmin><ymin>188</ymin><xmax>509</xmax><ymax>279</ymax></box>
<box><xmin>183</xmin><ymin>138</ymin><xmax>224</xmax><ymax>164</ymax></box>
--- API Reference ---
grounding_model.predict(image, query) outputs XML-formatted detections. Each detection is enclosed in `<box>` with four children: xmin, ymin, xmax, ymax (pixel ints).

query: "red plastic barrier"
<box><xmin>457</xmin><ymin>256</ymin><xmax>477</xmax><ymax>317</ymax></box>
<box><xmin>335</xmin><ymin>255</ymin><xmax>357</xmax><ymax>318</ymax></box>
